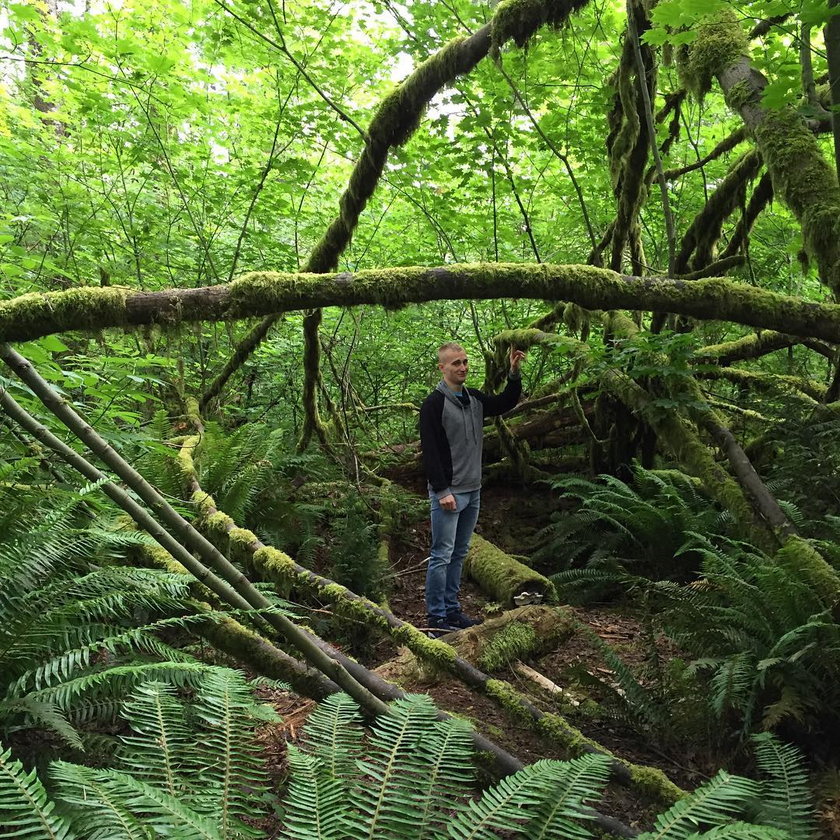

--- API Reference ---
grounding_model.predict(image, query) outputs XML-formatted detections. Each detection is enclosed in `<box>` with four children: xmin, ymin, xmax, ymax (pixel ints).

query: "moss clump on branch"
<box><xmin>629</xmin><ymin>765</ymin><xmax>688</xmax><ymax>805</ymax></box>
<box><xmin>464</xmin><ymin>535</ymin><xmax>557</xmax><ymax>606</ymax></box>
<box><xmin>490</xmin><ymin>0</ymin><xmax>584</xmax><ymax>55</ymax></box>
<box><xmin>479</xmin><ymin>622</ymin><xmax>537</xmax><ymax>671</ymax></box>
<box><xmin>252</xmin><ymin>546</ymin><xmax>296</xmax><ymax>585</ymax></box>
<box><xmin>677</xmin><ymin>10</ymin><xmax>748</xmax><ymax>99</ymax></box>
<box><xmin>724</xmin><ymin>79</ymin><xmax>757</xmax><ymax>111</ymax></box>
<box><xmin>752</xmin><ymin>107</ymin><xmax>840</xmax><ymax>293</ymax></box>
<box><xmin>0</xmin><ymin>287</ymin><xmax>130</xmax><ymax>340</ymax></box>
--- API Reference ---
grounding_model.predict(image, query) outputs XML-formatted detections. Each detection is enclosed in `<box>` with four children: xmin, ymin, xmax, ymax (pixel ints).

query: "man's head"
<box><xmin>438</xmin><ymin>342</ymin><xmax>468</xmax><ymax>391</ymax></box>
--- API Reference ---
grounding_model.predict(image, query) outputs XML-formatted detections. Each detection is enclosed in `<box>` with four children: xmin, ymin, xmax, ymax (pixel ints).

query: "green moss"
<box><xmin>490</xmin><ymin>0</ymin><xmax>571</xmax><ymax>55</ymax></box>
<box><xmin>479</xmin><ymin>622</ymin><xmax>537</xmax><ymax>671</ymax></box>
<box><xmin>192</xmin><ymin>491</ymin><xmax>218</xmax><ymax>521</ymax></box>
<box><xmin>751</xmin><ymin>108</ymin><xmax>840</xmax><ymax>294</ymax></box>
<box><xmin>0</xmin><ymin>286</ymin><xmax>130</xmax><ymax>342</ymax></box>
<box><xmin>228</xmin><ymin>526</ymin><xmax>258</xmax><ymax>549</ymax></box>
<box><xmin>177</xmin><ymin>435</ymin><xmax>201</xmax><ymax>481</ymax></box>
<box><xmin>252</xmin><ymin>546</ymin><xmax>296</xmax><ymax>583</ymax></box>
<box><xmin>392</xmin><ymin>624</ymin><xmax>457</xmax><ymax>665</ymax></box>
<box><xmin>465</xmin><ymin>535</ymin><xmax>556</xmax><ymax>606</ymax></box>
<box><xmin>724</xmin><ymin>79</ymin><xmax>756</xmax><ymax>111</ymax></box>
<box><xmin>775</xmin><ymin>536</ymin><xmax>840</xmax><ymax>604</ymax></box>
<box><xmin>676</xmin><ymin>10</ymin><xmax>748</xmax><ymax>99</ymax></box>
<box><xmin>205</xmin><ymin>510</ymin><xmax>234</xmax><ymax>533</ymax></box>
<box><xmin>629</xmin><ymin>765</ymin><xmax>686</xmax><ymax>804</ymax></box>
<box><xmin>183</xmin><ymin>396</ymin><xmax>202</xmax><ymax>430</ymax></box>
<box><xmin>141</xmin><ymin>542</ymin><xmax>189</xmax><ymax>575</ymax></box>
<box><xmin>485</xmin><ymin>679</ymin><xmax>534</xmax><ymax>725</ymax></box>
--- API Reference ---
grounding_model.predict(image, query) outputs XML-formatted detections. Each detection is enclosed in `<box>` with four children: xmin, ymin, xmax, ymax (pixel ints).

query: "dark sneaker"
<box><xmin>426</xmin><ymin>615</ymin><xmax>456</xmax><ymax>638</ymax></box>
<box><xmin>446</xmin><ymin>610</ymin><xmax>483</xmax><ymax>629</ymax></box>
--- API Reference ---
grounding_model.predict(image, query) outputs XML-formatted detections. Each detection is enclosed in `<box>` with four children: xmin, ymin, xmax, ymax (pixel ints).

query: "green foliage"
<box><xmin>0</xmin><ymin>482</ymin><xmax>203</xmax><ymax>749</ymax></box>
<box><xmin>659</xmin><ymin>534</ymin><xmax>840</xmax><ymax>739</ymax></box>
<box><xmin>191</xmin><ymin>421</ymin><xmax>331</xmax><ymax>561</ymax></box>
<box><xmin>534</xmin><ymin>466</ymin><xmax>728</xmax><ymax>592</ymax></box>
<box><xmin>327</xmin><ymin>496</ymin><xmax>387</xmax><ymax>601</ymax></box>
<box><xmin>760</xmin><ymin>412</ymin><xmax>840</xmax><ymax>531</ymax></box>
<box><xmin>284</xmin><ymin>693</ymin><xmax>475</xmax><ymax>840</ymax></box>
<box><xmin>0</xmin><ymin>744</ymin><xmax>74</xmax><ymax>840</ymax></box>
<box><xmin>751</xmin><ymin>732</ymin><xmax>816</xmax><ymax>839</ymax></box>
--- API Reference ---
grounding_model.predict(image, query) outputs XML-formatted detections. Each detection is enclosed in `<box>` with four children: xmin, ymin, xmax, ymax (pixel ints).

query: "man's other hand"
<box><xmin>509</xmin><ymin>347</ymin><xmax>526</xmax><ymax>373</ymax></box>
<box><xmin>439</xmin><ymin>493</ymin><xmax>457</xmax><ymax>511</ymax></box>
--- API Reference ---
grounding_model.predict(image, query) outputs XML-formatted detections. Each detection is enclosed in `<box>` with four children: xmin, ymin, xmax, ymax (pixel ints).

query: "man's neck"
<box><xmin>443</xmin><ymin>378</ymin><xmax>464</xmax><ymax>394</ymax></box>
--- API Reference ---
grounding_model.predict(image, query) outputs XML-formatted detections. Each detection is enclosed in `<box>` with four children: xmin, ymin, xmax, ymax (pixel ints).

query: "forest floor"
<box><xmin>256</xmin><ymin>482</ymin><xmax>742</xmax><ymax>834</ymax></box>
<box><xmin>247</xmin><ymin>480</ymin><xmax>839</xmax><ymax>836</ymax></box>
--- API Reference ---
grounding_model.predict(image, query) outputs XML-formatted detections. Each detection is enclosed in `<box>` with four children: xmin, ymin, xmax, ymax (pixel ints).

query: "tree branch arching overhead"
<box><xmin>4</xmin><ymin>263</ymin><xmax>840</xmax><ymax>344</ymax></box>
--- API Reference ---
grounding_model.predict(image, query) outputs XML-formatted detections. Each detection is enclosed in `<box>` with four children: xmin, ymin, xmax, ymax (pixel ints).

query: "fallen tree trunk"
<box><xmin>5</xmin><ymin>263</ymin><xmax>840</xmax><ymax>343</ymax></box>
<box><xmin>464</xmin><ymin>535</ymin><xmax>557</xmax><ymax>607</ymax></box>
<box><xmin>379</xmin><ymin>606</ymin><xmax>575</xmax><ymax>680</ymax></box>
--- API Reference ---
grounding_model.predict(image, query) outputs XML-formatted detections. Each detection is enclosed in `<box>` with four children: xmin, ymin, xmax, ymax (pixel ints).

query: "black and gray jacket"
<box><xmin>419</xmin><ymin>375</ymin><xmax>522</xmax><ymax>499</ymax></box>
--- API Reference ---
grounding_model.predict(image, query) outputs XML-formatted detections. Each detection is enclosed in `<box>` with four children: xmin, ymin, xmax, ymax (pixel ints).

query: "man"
<box><xmin>419</xmin><ymin>342</ymin><xmax>526</xmax><ymax>636</ymax></box>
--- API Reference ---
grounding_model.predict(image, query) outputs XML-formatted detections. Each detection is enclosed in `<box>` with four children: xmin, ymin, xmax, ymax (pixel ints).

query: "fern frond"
<box><xmin>524</xmin><ymin>753</ymin><xmax>612</xmax><ymax>839</ymax></box>
<box><xmin>118</xmin><ymin>681</ymin><xmax>196</xmax><ymax>796</ymax></box>
<box><xmin>413</xmin><ymin>717</ymin><xmax>475</xmax><ymax>838</ymax></box>
<box><xmin>301</xmin><ymin>692</ymin><xmax>364</xmax><ymax>780</ymax></box>
<box><xmin>751</xmin><ymin>733</ymin><xmax>815</xmax><ymax>839</ymax></box>
<box><xmin>283</xmin><ymin>746</ymin><xmax>351</xmax><ymax>840</ymax></box>
<box><xmin>684</xmin><ymin>824</ymin><xmax>790</xmax><ymax>839</ymax></box>
<box><xmin>448</xmin><ymin>755</ymin><xmax>610</xmax><ymax>840</ymax></box>
<box><xmin>190</xmin><ymin>668</ymin><xmax>278</xmax><ymax>836</ymax></box>
<box><xmin>50</xmin><ymin>761</ymin><xmax>153</xmax><ymax>840</ymax></box>
<box><xmin>637</xmin><ymin>770</ymin><xmax>759</xmax><ymax>840</ymax></box>
<box><xmin>0</xmin><ymin>744</ymin><xmax>73</xmax><ymax>840</ymax></box>
<box><xmin>349</xmin><ymin>694</ymin><xmax>447</xmax><ymax>839</ymax></box>
<box><xmin>56</xmin><ymin>765</ymin><xmax>224</xmax><ymax>840</ymax></box>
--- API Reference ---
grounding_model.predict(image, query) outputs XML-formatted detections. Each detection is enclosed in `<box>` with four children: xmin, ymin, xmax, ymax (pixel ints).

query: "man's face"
<box><xmin>439</xmin><ymin>347</ymin><xmax>468</xmax><ymax>387</ymax></box>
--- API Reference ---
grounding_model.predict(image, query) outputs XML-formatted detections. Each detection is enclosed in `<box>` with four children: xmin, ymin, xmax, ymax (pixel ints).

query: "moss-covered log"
<box><xmin>5</xmin><ymin>263</ymin><xmax>840</xmax><ymax>344</ymax></box>
<box><xmin>378</xmin><ymin>606</ymin><xmax>574</xmax><ymax>681</ymax></box>
<box><xmin>464</xmin><ymin>535</ymin><xmax>557</xmax><ymax>606</ymax></box>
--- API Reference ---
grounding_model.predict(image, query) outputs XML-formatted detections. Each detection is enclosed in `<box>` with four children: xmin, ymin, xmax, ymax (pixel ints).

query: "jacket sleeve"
<box><xmin>419</xmin><ymin>392</ymin><xmax>452</xmax><ymax>497</ymax></box>
<box><xmin>472</xmin><ymin>374</ymin><xmax>522</xmax><ymax>417</ymax></box>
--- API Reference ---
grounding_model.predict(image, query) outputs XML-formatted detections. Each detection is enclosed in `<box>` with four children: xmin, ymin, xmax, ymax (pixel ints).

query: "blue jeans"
<box><xmin>425</xmin><ymin>490</ymin><xmax>481</xmax><ymax>619</ymax></box>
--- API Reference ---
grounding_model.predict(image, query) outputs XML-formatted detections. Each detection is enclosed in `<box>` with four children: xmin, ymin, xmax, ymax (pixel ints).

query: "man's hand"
<box><xmin>439</xmin><ymin>493</ymin><xmax>457</xmax><ymax>511</ymax></box>
<box><xmin>509</xmin><ymin>347</ymin><xmax>526</xmax><ymax>374</ymax></box>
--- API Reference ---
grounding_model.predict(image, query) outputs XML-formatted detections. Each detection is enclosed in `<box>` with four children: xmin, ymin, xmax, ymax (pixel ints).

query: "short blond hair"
<box><xmin>437</xmin><ymin>342</ymin><xmax>464</xmax><ymax>363</ymax></box>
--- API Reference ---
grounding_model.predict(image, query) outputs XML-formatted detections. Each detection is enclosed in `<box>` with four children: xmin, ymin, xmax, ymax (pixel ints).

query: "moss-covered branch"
<box><xmin>677</xmin><ymin>10</ymin><xmax>840</xmax><ymax>294</ymax></box>
<box><xmin>5</xmin><ymin>263</ymin><xmax>840</xmax><ymax>343</ymax></box>
<box><xmin>695</xmin><ymin>330</ymin><xmax>836</xmax><ymax>365</ymax></box>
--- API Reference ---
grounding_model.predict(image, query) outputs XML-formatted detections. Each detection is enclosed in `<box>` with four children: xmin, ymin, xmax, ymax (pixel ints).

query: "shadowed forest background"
<box><xmin>2</xmin><ymin>0</ymin><xmax>840</xmax><ymax>836</ymax></box>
